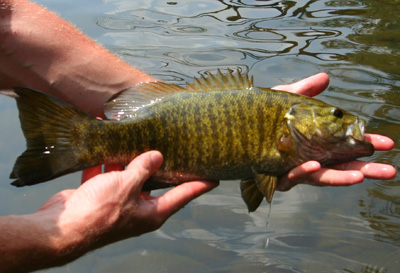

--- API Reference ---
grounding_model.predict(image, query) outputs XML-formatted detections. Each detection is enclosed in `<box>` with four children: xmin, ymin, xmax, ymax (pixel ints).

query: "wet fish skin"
<box><xmin>73</xmin><ymin>89</ymin><xmax>309</xmax><ymax>180</ymax></box>
<box><xmin>74</xmin><ymin>88</ymin><xmax>295</xmax><ymax>179</ymax></box>
<box><xmin>8</xmin><ymin>70</ymin><xmax>374</xmax><ymax>212</ymax></box>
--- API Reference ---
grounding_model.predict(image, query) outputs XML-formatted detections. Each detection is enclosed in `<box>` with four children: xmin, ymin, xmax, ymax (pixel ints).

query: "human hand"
<box><xmin>39</xmin><ymin>151</ymin><xmax>218</xmax><ymax>253</ymax></box>
<box><xmin>272</xmin><ymin>73</ymin><xmax>396</xmax><ymax>191</ymax></box>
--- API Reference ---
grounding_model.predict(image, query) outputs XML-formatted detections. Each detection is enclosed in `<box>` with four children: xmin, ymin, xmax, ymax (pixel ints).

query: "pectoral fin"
<box><xmin>253</xmin><ymin>171</ymin><xmax>277</xmax><ymax>203</ymax></box>
<box><xmin>240</xmin><ymin>178</ymin><xmax>264</xmax><ymax>212</ymax></box>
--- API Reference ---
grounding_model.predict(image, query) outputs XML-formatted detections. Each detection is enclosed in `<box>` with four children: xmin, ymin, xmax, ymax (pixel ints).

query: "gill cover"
<box><xmin>284</xmin><ymin>101</ymin><xmax>374</xmax><ymax>164</ymax></box>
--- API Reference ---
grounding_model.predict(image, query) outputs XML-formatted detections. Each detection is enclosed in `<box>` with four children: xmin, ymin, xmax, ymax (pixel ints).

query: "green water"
<box><xmin>0</xmin><ymin>0</ymin><xmax>399</xmax><ymax>272</ymax></box>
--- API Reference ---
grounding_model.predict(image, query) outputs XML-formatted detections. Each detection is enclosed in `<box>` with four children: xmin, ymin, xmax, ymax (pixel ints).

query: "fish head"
<box><xmin>284</xmin><ymin>101</ymin><xmax>374</xmax><ymax>165</ymax></box>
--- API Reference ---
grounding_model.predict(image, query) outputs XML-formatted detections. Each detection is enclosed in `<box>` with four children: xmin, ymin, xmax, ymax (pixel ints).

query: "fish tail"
<box><xmin>10</xmin><ymin>87</ymin><xmax>94</xmax><ymax>187</ymax></box>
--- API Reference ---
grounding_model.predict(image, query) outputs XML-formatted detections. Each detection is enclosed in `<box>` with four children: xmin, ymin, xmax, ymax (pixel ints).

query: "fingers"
<box><xmin>329</xmin><ymin>160</ymin><xmax>396</xmax><ymax>180</ymax></box>
<box><xmin>272</xmin><ymin>72</ymin><xmax>329</xmax><ymax>97</ymax></box>
<box><xmin>277</xmin><ymin>158</ymin><xmax>396</xmax><ymax>192</ymax></box>
<box><xmin>105</xmin><ymin>164</ymin><xmax>125</xmax><ymax>173</ymax></box>
<box><xmin>285</xmin><ymin>161</ymin><xmax>321</xmax><ymax>181</ymax></box>
<box><xmin>154</xmin><ymin>180</ymin><xmax>219</xmax><ymax>219</ymax></box>
<box><xmin>123</xmin><ymin>152</ymin><xmax>218</xmax><ymax>226</ymax></box>
<box><xmin>278</xmin><ymin>161</ymin><xmax>321</xmax><ymax>191</ymax></box>
<box><xmin>278</xmin><ymin>167</ymin><xmax>364</xmax><ymax>191</ymax></box>
<box><xmin>365</xmin><ymin>133</ymin><xmax>395</xmax><ymax>151</ymax></box>
<box><xmin>81</xmin><ymin>166</ymin><xmax>102</xmax><ymax>184</ymax></box>
<box><xmin>306</xmin><ymin>169</ymin><xmax>365</xmax><ymax>186</ymax></box>
<box><xmin>80</xmin><ymin>163</ymin><xmax>127</xmax><ymax>184</ymax></box>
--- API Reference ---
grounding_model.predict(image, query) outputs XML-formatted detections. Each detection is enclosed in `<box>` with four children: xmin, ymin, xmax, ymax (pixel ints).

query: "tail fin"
<box><xmin>10</xmin><ymin>87</ymin><xmax>95</xmax><ymax>187</ymax></box>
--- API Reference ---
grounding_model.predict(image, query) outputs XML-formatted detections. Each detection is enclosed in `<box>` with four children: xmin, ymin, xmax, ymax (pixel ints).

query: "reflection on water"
<box><xmin>0</xmin><ymin>0</ymin><xmax>399</xmax><ymax>272</ymax></box>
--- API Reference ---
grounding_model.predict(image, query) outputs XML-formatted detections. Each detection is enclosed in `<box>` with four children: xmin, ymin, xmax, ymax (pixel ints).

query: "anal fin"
<box><xmin>253</xmin><ymin>170</ymin><xmax>277</xmax><ymax>203</ymax></box>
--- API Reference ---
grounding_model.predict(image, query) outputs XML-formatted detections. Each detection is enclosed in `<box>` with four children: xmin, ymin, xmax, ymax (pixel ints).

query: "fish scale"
<box><xmin>7</xmin><ymin>70</ymin><xmax>374</xmax><ymax>212</ymax></box>
<box><xmin>80</xmin><ymin>89</ymin><xmax>293</xmax><ymax>180</ymax></box>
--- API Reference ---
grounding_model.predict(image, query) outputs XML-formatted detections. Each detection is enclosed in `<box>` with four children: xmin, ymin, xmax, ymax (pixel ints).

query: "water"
<box><xmin>0</xmin><ymin>0</ymin><xmax>399</xmax><ymax>272</ymax></box>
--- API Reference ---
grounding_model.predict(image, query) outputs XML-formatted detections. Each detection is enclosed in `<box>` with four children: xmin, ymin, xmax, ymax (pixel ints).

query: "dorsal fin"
<box><xmin>185</xmin><ymin>69</ymin><xmax>254</xmax><ymax>92</ymax></box>
<box><xmin>104</xmin><ymin>69</ymin><xmax>254</xmax><ymax>120</ymax></box>
<box><xmin>104</xmin><ymin>81</ymin><xmax>184</xmax><ymax>120</ymax></box>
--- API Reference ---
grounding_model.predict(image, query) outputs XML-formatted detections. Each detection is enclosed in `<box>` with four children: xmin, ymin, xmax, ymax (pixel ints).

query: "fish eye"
<box><xmin>332</xmin><ymin>108</ymin><xmax>343</xmax><ymax>118</ymax></box>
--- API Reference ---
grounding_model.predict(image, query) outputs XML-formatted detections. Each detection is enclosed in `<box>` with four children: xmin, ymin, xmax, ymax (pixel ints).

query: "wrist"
<box><xmin>18</xmin><ymin>207</ymin><xmax>102</xmax><ymax>268</ymax></box>
<box><xmin>0</xmin><ymin>212</ymin><xmax>79</xmax><ymax>272</ymax></box>
<box><xmin>21</xmin><ymin>210</ymin><xmax>87</xmax><ymax>266</ymax></box>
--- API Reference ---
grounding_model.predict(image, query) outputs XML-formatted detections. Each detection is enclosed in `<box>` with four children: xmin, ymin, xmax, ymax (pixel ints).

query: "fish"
<box><xmin>7</xmin><ymin>70</ymin><xmax>374</xmax><ymax>212</ymax></box>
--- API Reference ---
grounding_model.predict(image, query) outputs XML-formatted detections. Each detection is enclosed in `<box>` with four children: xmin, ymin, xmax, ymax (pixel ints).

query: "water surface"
<box><xmin>0</xmin><ymin>0</ymin><xmax>399</xmax><ymax>272</ymax></box>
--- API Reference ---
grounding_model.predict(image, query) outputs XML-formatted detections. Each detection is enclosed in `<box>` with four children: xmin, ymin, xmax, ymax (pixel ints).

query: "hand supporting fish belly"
<box><xmin>7</xmin><ymin>70</ymin><xmax>390</xmax><ymax>212</ymax></box>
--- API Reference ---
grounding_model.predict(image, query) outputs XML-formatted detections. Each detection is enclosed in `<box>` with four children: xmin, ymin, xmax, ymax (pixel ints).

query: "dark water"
<box><xmin>0</xmin><ymin>0</ymin><xmax>399</xmax><ymax>272</ymax></box>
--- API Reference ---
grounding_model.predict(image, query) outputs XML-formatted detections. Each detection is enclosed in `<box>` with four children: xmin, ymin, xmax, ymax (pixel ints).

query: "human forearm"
<box><xmin>0</xmin><ymin>199</ymin><xmax>118</xmax><ymax>272</ymax></box>
<box><xmin>0</xmin><ymin>212</ymin><xmax>84</xmax><ymax>272</ymax></box>
<box><xmin>0</xmin><ymin>0</ymin><xmax>154</xmax><ymax>117</ymax></box>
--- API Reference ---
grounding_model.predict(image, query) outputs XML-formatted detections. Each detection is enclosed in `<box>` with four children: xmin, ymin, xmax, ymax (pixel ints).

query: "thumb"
<box><xmin>155</xmin><ymin>180</ymin><xmax>219</xmax><ymax>220</ymax></box>
<box><xmin>272</xmin><ymin>72</ymin><xmax>329</xmax><ymax>97</ymax></box>
<box><xmin>123</xmin><ymin>151</ymin><xmax>163</xmax><ymax>194</ymax></box>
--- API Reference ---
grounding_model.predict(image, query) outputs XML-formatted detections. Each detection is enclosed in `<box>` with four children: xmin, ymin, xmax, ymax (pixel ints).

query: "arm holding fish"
<box><xmin>0</xmin><ymin>0</ymin><xmax>155</xmax><ymax>118</ymax></box>
<box><xmin>271</xmin><ymin>73</ymin><xmax>396</xmax><ymax>191</ymax></box>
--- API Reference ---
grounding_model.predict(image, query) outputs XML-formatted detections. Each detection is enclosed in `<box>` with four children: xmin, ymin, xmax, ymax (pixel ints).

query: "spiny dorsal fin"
<box><xmin>104</xmin><ymin>69</ymin><xmax>254</xmax><ymax>120</ymax></box>
<box><xmin>185</xmin><ymin>69</ymin><xmax>254</xmax><ymax>92</ymax></box>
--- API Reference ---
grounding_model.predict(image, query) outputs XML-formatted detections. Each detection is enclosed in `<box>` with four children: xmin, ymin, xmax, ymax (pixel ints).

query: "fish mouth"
<box><xmin>326</xmin><ymin>118</ymin><xmax>374</xmax><ymax>163</ymax></box>
<box><xmin>290</xmin><ymin>118</ymin><xmax>374</xmax><ymax>164</ymax></box>
<box><xmin>346</xmin><ymin>118</ymin><xmax>365</xmax><ymax>142</ymax></box>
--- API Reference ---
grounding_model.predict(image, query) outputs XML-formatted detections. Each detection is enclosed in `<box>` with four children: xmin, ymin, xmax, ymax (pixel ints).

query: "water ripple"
<box><xmin>2</xmin><ymin>0</ymin><xmax>400</xmax><ymax>272</ymax></box>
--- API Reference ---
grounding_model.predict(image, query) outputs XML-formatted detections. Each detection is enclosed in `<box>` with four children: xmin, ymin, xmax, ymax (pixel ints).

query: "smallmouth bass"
<box><xmin>8</xmin><ymin>70</ymin><xmax>374</xmax><ymax>212</ymax></box>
